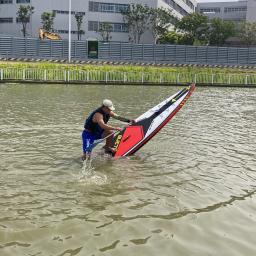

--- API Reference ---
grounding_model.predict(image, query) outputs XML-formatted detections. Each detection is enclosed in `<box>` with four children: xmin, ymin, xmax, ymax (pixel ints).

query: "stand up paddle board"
<box><xmin>111</xmin><ymin>84</ymin><xmax>196</xmax><ymax>158</ymax></box>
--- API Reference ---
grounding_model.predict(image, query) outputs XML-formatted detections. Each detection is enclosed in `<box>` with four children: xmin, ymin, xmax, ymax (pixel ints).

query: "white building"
<box><xmin>197</xmin><ymin>0</ymin><xmax>247</xmax><ymax>22</ymax></box>
<box><xmin>0</xmin><ymin>0</ymin><xmax>196</xmax><ymax>43</ymax></box>
<box><xmin>246</xmin><ymin>0</ymin><xmax>256</xmax><ymax>22</ymax></box>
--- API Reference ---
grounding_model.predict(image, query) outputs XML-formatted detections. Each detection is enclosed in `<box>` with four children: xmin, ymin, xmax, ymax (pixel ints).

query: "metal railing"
<box><xmin>1</xmin><ymin>68</ymin><xmax>256</xmax><ymax>86</ymax></box>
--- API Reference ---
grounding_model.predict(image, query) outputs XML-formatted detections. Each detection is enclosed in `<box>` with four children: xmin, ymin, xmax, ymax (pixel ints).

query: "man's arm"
<box><xmin>111</xmin><ymin>112</ymin><xmax>131</xmax><ymax>123</ymax></box>
<box><xmin>94</xmin><ymin>113</ymin><xmax>121</xmax><ymax>131</ymax></box>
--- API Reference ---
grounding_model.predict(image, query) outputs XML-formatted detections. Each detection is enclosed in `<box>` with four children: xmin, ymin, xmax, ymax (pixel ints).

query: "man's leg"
<box><xmin>82</xmin><ymin>131</ymin><xmax>94</xmax><ymax>160</ymax></box>
<box><xmin>102</xmin><ymin>130</ymin><xmax>116</xmax><ymax>154</ymax></box>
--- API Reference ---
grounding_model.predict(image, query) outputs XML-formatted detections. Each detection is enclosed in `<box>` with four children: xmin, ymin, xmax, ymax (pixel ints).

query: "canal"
<box><xmin>0</xmin><ymin>83</ymin><xmax>256</xmax><ymax>255</ymax></box>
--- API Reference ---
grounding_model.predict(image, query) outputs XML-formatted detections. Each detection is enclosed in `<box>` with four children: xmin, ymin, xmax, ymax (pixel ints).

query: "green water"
<box><xmin>0</xmin><ymin>84</ymin><xmax>256</xmax><ymax>256</ymax></box>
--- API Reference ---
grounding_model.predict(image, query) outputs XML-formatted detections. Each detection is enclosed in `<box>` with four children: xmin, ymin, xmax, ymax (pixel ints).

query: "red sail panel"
<box><xmin>114</xmin><ymin>126</ymin><xmax>144</xmax><ymax>157</ymax></box>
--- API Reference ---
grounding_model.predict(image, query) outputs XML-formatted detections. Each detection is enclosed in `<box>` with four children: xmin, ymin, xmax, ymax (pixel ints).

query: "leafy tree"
<box><xmin>75</xmin><ymin>12</ymin><xmax>85</xmax><ymax>40</ymax></box>
<box><xmin>16</xmin><ymin>5</ymin><xmax>34</xmax><ymax>37</ymax></box>
<box><xmin>122</xmin><ymin>4</ymin><xmax>151</xmax><ymax>44</ymax></box>
<box><xmin>149</xmin><ymin>7</ymin><xmax>178</xmax><ymax>44</ymax></box>
<box><xmin>208</xmin><ymin>18</ymin><xmax>235</xmax><ymax>46</ymax></box>
<box><xmin>41</xmin><ymin>11</ymin><xmax>56</xmax><ymax>32</ymax></box>
<box><xmin>239</xmin><ymin>22</ymin><xmax>256</xmax><ymax>46</ymax></box>
<box><xmin>159</xmin><ymin>31</ymin><xmax>193</xmax><ymax>45</ymax></box>
<box><xmin>176</xmin><ymin>13</ymin><xmax>208</xmax><ymax>45</ymax></box>
<box><xmin>98</xmin><ymin>22</ymin><xmax>112</xmax><ymax>42</ymax></box>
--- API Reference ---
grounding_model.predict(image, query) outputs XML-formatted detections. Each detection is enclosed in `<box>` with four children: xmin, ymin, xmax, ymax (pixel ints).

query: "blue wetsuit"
<box><xmin>82</xmin><ymin>107</ymin><xmax>110</xmax><ymax>153</ymax></box>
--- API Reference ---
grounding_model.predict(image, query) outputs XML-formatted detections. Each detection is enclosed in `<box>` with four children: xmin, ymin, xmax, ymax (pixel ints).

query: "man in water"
<box><xmin>82</xmin><ymin>99</ymin><xmax>132</xmax><ymax>160</ymax></box>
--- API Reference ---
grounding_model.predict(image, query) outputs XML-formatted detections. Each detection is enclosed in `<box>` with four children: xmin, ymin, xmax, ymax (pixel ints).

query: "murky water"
<box><xmin>0</xmin><ymin>83</ymin><xmax>256</xmax><ymax>256</ymax></box>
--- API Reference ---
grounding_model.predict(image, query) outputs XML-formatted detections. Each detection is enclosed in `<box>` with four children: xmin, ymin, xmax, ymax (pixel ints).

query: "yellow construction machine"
<box><xmin>38</xmin><ymin>28</ymin><xmax>61</xmax><ymax>40</ymax></box>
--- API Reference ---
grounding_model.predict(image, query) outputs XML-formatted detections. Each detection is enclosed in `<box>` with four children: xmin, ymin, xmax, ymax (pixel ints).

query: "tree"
<box><xmin>158</xmin><ymin>31</ymin><xmax>193</xmax><ymax>45</ymax></box>
<box><xmin>41</xmin><ymin>11</ymin><xmax>56</xmax><ymax>32</ymax></box>
<box><xmin>122</xmin><ymin>4</ymin><xmax>151</xmax><ymax>44</ymax></box>
<box><xmin>75</xmin><ymin>12</ymin><xmax>85</xmax><ymax>40</ymax></box>
<box><xmin>149</xmin><ymin>7</ymin><xmax>178</xmax><ymax>44</ymax></box>
<box><xmin>16</xmin><ymin>5</ymin><xmax>34</xmax><ymax>37</ymax></box>
<box><xmin>208</xmin><ymin>18</ymin><xmax>235</xmax><ymax>46</ymax></box>
<box><xmin>98</xmin><ymin>22</ymin><xmax>112</xmax><ymax>42</ymax></box>
<box><xmin>176</xmin><ymin>13</ymin><xmax>208</xmax><ymax>45</ymax></box>
<box><xmin>239</xmin><ymin>22</ymin><xmax>256</xmax><ymax>46</ymax></box>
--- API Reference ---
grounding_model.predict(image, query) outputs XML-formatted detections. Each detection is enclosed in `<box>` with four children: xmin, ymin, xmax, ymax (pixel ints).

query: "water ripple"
<box><xmin>0</xmin><ymin>84</ymin><xmax>256</xmax><ymax>255</ymax></box>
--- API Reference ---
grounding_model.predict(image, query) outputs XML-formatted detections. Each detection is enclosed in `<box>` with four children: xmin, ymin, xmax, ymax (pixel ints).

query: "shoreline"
<box><xmin>1</xmin><ymin>80</ymin><xmax>256</xmax><ymax>88</ymax></box>
<box><xmin>1</xmin><ymin>60</ymin><xmax>256</xmax><ymax>87</ymax></box>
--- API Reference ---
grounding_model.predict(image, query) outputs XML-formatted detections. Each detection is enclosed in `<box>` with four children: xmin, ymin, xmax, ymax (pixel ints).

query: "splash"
<box><xmin>78</xmin><ymin>157</ymin><xmax>108</xmax><ymax>186</ymax></box>
<box><xmin>81</xmin><ymin>157</ymin><xmax>94</xmax><ymax>177</ymax></box>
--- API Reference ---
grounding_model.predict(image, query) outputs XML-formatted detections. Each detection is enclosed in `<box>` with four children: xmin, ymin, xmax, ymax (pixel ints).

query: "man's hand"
<box><xmin>115</xmin><ymin>127</ymin><xmax>123</xmax><ymax>132</ymax></box>
<box><xmin>130</xmin><ymin>120</ymin><xmax>136</xmax><ymax>125</ymax></box>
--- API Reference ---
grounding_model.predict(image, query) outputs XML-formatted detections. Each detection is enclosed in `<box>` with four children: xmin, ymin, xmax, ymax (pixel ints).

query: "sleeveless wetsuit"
<box><xmin>82</xmin><ymin>107</ymin><xmax>110</xmax><ymax>153</ymax></box>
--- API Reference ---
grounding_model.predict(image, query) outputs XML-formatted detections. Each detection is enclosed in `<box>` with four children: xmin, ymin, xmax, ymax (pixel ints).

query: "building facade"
<box><xmin>246</xmin><ymin>0</ymin><xmax>256</xmax><ymax>22</ymax></box>
<box><xmin>197</xmin><ymin>0</ymin><xmax>247</xmax><ymax>22</ymax></box>
<box><xmin>0</xmin><ymin>0</ymin><xmax>196</xmax><ymax>43</ymax></box>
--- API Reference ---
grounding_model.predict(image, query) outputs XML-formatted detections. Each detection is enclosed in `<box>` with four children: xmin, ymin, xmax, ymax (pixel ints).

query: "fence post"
<box><xmin>141</xmin><ymin>72</ymin><xmax>144</xmax><ymax>83</ymax></box>
<box><xmin>176</xmin><ymin>73</ymin><xmax>180</xmax><ymax>84</ymax></box>
<box><xmin>211</xmin><ymin>74</ymin><xmax>214</xmax><ymax>85</ymax></box>
<box><xmin>23</xmin><ymin>69</ymin><xmax>25</xmax><ymax>80</ymax></box>
<box><xmin>245</xmin><ymin>75</ymin><xmax>248</xmax><ymax>85</ymax></box>
<box><xmin>67</xmin><ymin>70</ymin><xmax>70</xmax><ymax>83</ymax></box>
<box><xmin>105</xmin><ymin>71</ymin><xmax>108</xmax><ymax>83</ymax></box>
<box><xmin>160</xmin><ymin>74</ymin><xmax>162</xmax><ymax>83</ymax></box>
<box><xmin>64</xmin><ymin>70</ymin><xmax>66</xmax><ymax>82</ymax></box>
<box><xmin>123</xmin><ymin>72</ymin><xmax>126</xmax><ymax>83</ymax></box>
<box><xmin>87</xmin><ymin>71</ymin><xmax>89</xmax><ymax>82</ymax></box>
<box><xmin>194</xmin><ymin>74</ymin><xmax>197</xmax><ymax>84</ymax></box>
<box><xmin>0</xmin><ymin>69</ymin><xmax>3</xmax><ymax>80</ymax></box>
<box><xmin>44</xmin><ymin>70</ymin><xmax>47</xmax><ymax>81</ymax></box>
<box><xmin>228</xmin><ymin>74</ymin><xmax>231</xmax><ymax>85</ymax></box>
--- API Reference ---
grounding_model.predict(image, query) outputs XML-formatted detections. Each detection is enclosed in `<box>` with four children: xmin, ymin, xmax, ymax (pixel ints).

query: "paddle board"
<box><xmin>111</xmin><ymin>84</ymin><xmax>196</xmax><ymax>158</ymax></box>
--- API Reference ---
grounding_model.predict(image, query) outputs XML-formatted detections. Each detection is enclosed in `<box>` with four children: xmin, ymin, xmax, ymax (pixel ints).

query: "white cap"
<box><xmin>102</xmin><ymin>99</ymin><xmax>115</xmax><ymax>111</ymax></box>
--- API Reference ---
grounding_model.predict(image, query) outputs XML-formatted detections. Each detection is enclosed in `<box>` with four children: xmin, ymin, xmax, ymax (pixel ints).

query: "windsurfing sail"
<box><xmin>111</xmin><ymin>84</ymin><xmax>196</xmax><ymax>158</ymax></box>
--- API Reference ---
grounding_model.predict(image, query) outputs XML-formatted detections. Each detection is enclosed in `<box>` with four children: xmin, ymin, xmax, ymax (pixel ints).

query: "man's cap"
<box><xmin>102</xmin><ymin>99</ymin><xmax>115</xmax><ymax>111</ymax></box>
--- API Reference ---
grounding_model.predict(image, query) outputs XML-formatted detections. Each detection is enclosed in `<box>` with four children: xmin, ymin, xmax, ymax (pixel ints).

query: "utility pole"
<box><xmin>68</xmin><ymin>0</ymin><xmax>72</xmax><ymax>62</ymax></box>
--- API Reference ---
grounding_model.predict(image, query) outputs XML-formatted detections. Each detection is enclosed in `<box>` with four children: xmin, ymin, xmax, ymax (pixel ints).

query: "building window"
<box><xmin>89</xmin><ymin>1</ymin><xmax>129</xmax><ymax>13</ymax></box>
<box><xmin>88</xmin><ymin>21</ymin><xmax>99</xmax><ymax>31</ymax></box>
<box><xmin>16</xmin><ymin>17</ymin><xmax>30</xmax><ymax>23</ymax></box>
<box><xmin>223</xmin><ymin>18</ymin><xmax>243</xmax><ymax>22</ymax></box>
<box><xmin>88</xmin><ymin>21</ymin><xmax>128</xmax><ymax>33</ymax></box>
<box><xmin>53</xmin><ymin>10</ymin><xmax>85</xmax><ymax>15</ymax></box>
<box><xmin>200</xmin><ymin>8</ymin><xmax>221</xmax><ymax>14</ymax></box>
<box><xmin>187</xmin><ymin>0</ymin><xmax>194</xmax><ymax>10</ymax></box>
<box><xmin>16</xmin><ymin>0</ymin><xmax>30</xmax><ymax>3</ymax></box>
<box><xmin>0</xmin><ymin>0</ymin><xmax>13</xmax><ymax>4</ymax></box>
<box><xmin>182</xmin><ymin>0</ymin><xmax>194</xmax><ymax>10</ymax></box>
<box><xmin>0</xmin><ymin>17</ymin><xmax>13</xmax><ymax>23</ymax></box>
<box><xmin>224</xmin><ymin>6</ymin><xmax>247</xmax><ymax>13</ymax></box>
<box><xmin>54</xmin><ymin>30</ymin><xmax>85</xmax><ymax>34</ymax></box>
<box><xmin>162</xmin><ymin>0</ymin><xmax>188</xmax><ymax>16</ymax></box>
<box><xmin>112</xmin><ymin>23</ymin><xmax>128</xmax><ymax>33</ymax></box>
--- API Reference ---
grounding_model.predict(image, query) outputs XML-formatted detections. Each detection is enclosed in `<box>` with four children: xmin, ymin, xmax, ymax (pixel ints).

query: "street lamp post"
<box><xmin>68</xmin><ymin>0</ymin><xmax>72</xmax><ymax>63</ymax></box>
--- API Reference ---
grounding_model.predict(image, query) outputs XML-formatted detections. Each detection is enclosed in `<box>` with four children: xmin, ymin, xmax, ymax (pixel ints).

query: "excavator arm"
<box><xmin>38</xmin><ymin>28</ymin><xmax>61</xmax><ymax>40</ymax></box>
